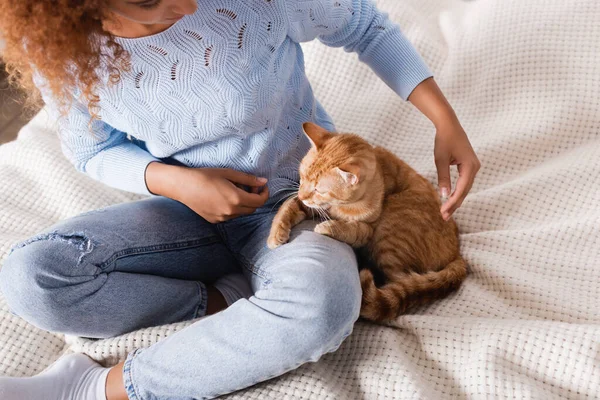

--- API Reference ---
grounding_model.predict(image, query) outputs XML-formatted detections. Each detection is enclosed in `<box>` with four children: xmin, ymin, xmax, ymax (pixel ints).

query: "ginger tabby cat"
<box><xmin>267</xmin><ymin>122</ymin><xmax>467</xmax><ymax>322</ymax></box>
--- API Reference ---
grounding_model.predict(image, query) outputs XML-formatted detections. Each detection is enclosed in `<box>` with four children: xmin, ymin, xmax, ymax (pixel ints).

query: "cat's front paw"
<box><xmin>314</xmin><ymin>221</ymin><xmax>337</xmax><ymax>238</ymax></box>
<box><xmin>267</xmin><ymin>226</ymin><xmax>291</xmax><ymax>249</ymax></box>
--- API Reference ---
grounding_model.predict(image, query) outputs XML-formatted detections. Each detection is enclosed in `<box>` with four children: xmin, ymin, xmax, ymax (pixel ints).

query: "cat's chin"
<box><xmin>302</xmin><ymin>201</ymin><xmax>331</xmax><ymax>211</ymax></box>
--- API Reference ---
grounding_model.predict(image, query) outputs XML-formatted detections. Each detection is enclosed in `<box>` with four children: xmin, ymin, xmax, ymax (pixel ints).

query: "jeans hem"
<box><xmin>123</xmin><ymin>348</ymin><xmax>144</xmax><ymax>400</ymax></box>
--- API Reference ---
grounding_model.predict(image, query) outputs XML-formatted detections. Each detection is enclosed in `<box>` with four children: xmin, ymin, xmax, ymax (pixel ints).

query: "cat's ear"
<box><xmin>335</xmin><ymin>165</ymin><xmax>360</xmax><ymax>186</ymax></box>
<box><xmin>302</xmin><ymin>122</ymin><xmax>330</xmax><ymax>149</ymax></box>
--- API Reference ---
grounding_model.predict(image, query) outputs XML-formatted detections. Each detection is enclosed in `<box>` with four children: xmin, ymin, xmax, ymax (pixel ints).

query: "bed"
<box><xmin>1</xmin><ymin>0</ymin><xmax>599</xmax><ymax>398</ymax></box>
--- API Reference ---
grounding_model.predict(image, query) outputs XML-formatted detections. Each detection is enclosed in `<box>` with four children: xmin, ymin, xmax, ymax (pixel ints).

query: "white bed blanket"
<box><xmin>1</xmin><ymin>0</ymin><xmax>600</xmax><ymax>398</ymax></box>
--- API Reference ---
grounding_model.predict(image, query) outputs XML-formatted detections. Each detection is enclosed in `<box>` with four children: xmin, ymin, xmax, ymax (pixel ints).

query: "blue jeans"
<box><xmin>0</xmin><ymin>197</ymin><xmax>361</xmax><ymax>399</ymax></box>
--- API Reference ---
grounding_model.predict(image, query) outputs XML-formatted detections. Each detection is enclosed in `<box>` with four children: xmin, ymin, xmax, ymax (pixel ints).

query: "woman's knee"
<box><xmin>0</xmin><ymin>233</ymin><xmax>93</xmax><ymax>333</ymax></box>
<box><xmin>307</xmin><ymin>260</ymin><xmax>361</xmax><ymax>357</ymax></box>
<box><xmin>271</xmin><ymin>232</ymin><xmax>362</xmax><ymax>358</ymax></box>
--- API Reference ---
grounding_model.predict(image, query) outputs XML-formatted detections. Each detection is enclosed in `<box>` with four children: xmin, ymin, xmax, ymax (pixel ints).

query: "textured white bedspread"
<box><xmin>1</xmin><ymin>0</ymin><xmax>599</xmax><ymax>398</ymax></box>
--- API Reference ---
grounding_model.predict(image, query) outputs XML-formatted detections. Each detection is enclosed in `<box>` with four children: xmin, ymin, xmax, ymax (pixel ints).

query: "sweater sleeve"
<box><xmin>284</xmin><ymin>0</ymin><xmax>433</xmax><ymax>101</ymax></box>
<box><xmin>34</xmin><ymin>74</ymin><xmax>161</xmax><ymax>196</ymax></box>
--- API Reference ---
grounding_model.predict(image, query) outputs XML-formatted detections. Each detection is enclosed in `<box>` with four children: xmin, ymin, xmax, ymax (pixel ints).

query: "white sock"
<box><xmin>0</xmin><ymin>353</ymin><xmax>111</xmax><ymax>400</ymax></box>
<box><xmin>213</xmin><ymin>273</ymin><xmax>254</xmax><ymax>306</ymax></box>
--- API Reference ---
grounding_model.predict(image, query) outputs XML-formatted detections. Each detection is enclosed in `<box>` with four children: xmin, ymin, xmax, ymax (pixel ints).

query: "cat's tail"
<box><xmin>359</xmin><ymin>257</ymin><xmax>467</xmax><ymax>323</ymax></box>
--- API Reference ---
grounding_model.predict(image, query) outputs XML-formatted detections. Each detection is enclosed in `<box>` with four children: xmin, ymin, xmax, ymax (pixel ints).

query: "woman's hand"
<box><xmin>408</xmin><ymin>77</ymin><xmax>481</xmax><ymax>220</ymax></box>
<box><xmin>434</xmin><ymin>119</ymin><xmax>480</xmax><ymax>221</ymax></box>
<box><xmin>146</xmin><ymin>162</ymin><xmax>269</xmax><ymax>223</ymax></box>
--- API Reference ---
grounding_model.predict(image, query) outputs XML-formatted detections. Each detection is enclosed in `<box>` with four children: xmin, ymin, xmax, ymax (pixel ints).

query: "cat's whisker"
<box><xmin>269</xmin><ymin>192</ymin><xmax>298</xmax><ymax>213</ymax></box>
<box><xmin>271</xmin><ymin>187</ymin><xmax>299</xmax><ymax>197</ymax></box>
<box><xmin>313</xmin><ymin>206</ymin><xmax>324</xmax><ymax>222</ymax></box>
<box><xmin>277</xmin><ymin>178</ymin><xmax>300</xmax><ymax>189</ymax></box>
<box><xmin>325</xmin><ymin>215</ymin><xmax>338</xmax><ymax>236</ymax></box>
<box><xmin>316</xmin><ymin>207</ymin><xmax>331</xmax><ymax>230</ymax></box>
<box><xmin>318</xmin><ymin>205</ymin><xmax>330</xmax><ymax>220</ymax></box>
<box><xmin>320</xmin><ymin>206</ymin><xmax>329</xmax><ymax>220</ymax></box>
<box><xmin>317</xmin><ymin>206</ymin><xmax>339</xmax><ymax>236</ymax></box>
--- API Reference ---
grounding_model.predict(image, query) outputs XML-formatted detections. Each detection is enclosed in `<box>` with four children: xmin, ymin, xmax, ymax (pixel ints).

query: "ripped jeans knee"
<box><xmin>9</xmin><ymin>230</ymin><xmax>94</xmax><ymax>265</ymax></box>
<box><xmin>0</xmin><ymin>230</ymin><xmax>99</xmax><ymax>333</ymax></box>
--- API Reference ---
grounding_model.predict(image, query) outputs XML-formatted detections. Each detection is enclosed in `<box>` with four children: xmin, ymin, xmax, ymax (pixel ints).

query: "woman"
<box><xmin>0</xmin><ymin>0</ymin><xmax>480</xmax><ymax>399</ymax></box>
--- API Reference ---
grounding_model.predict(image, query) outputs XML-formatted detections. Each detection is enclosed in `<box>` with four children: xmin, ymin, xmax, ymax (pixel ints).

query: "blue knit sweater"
<box><xmin>37</xmin><ymin>0</ymin><xmax>433</xmax><ymax>203</ymax></box>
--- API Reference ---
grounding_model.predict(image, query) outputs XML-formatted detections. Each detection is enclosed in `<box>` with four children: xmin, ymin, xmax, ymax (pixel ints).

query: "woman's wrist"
<box><xmin>408</xmin><ymin>77</ymin><xmax>459</xmax><ymax>130</ymax></box>
<box><xmin>145</xmin><ymin>161</ymin><xmax>186</xmax><ymax>199</ymax></box>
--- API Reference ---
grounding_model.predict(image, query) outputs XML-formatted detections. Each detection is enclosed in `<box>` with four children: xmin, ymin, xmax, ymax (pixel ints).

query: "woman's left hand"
<box><xmin>434</xmin><ymin>119</ymin><xmax>481</xmax><ymax>221</ymax></box>
<box><xmin>407</xmin><ymin>76</ymin><xmax>481</xmax><ymax>221</ymax></box>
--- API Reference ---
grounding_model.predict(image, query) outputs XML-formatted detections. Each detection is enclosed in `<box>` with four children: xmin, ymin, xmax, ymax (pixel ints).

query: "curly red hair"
<box><xmin>0</xmin><ymin>0</ymin><xmax>130</xmax><ymax>117</ymax></box>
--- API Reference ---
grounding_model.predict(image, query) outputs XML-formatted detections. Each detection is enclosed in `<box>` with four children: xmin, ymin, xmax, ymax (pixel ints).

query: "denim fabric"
<box><xmin>0</xmin><ymin>197</ymin><xmax>361</xmax><ymax>399</ymax></box>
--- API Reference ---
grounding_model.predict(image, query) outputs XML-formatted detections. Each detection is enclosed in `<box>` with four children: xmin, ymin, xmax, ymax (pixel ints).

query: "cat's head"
<box><xmin>297</xmin><ymin>122</ymin><xmax>377</xmax><ymax>210</ymax></box>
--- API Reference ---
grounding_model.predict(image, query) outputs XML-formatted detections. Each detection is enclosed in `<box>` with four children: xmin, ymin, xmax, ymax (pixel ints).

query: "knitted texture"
<box><xmin>2</xmin><ymin>0</ymin><xmax>600</xmax><ymax>398</ymax></box>
<box><xmin>35</xmin><ymin>0</ymin><xmax>433</xmax><ymax>196</ymax></box>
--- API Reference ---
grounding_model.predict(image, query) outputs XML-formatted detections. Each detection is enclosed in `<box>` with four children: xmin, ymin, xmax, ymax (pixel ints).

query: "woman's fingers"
<box><xmin>435</xmin><ymin>155</ymin><xmax>452</xmax><ymax>199</ymax></box>
<box><xmin>224</xmin><ymin>169</ymin><xmax>268</xmax><ymax>187</ymax></box>
<box><xmin>234</xmin><ymin>184</ymin><xmax>270</xmax><ymax>209</ymax></box>
<box><xmin>440</xmin><ymin>160</ymin><xmax>480</xmax><ymax>220</ymax></box>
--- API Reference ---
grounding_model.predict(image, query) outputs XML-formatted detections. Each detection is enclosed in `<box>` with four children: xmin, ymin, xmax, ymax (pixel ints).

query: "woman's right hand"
<box><xmin>145</xmin><ymin>162</ymin><xmax>269</xmax><ymax>223</ymax></box>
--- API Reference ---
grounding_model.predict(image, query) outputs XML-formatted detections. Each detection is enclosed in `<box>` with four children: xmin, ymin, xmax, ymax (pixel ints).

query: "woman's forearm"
<box><xmin>408</xmin><ymin>77</ymin><xmax>460</xmax><ymax>129</ymax></box>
